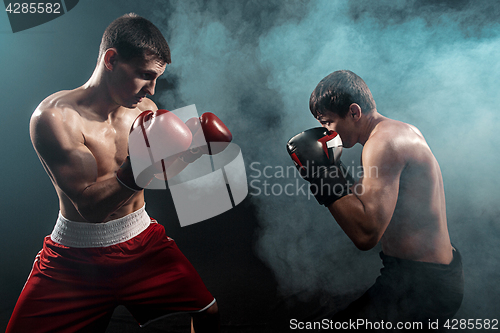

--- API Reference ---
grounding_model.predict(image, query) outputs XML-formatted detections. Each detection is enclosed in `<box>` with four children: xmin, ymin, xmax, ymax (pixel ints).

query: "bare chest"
<box><xmin>81</xmin><ymin>120</ymin><xmax>129</xmax><ymax>178</ymax></box>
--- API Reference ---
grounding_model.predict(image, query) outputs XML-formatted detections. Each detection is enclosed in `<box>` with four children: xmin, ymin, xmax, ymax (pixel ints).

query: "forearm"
<box><xmin>76</xmin><ymin>176</ymin><xmax>139</xmax><ymax>222</ymax></box>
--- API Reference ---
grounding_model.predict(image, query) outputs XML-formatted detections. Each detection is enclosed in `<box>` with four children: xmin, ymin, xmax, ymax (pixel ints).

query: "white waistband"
<box><xmin>50</xmin><ymin>205</ymin><xmax>151</xmax><ymax>248</ymax></box>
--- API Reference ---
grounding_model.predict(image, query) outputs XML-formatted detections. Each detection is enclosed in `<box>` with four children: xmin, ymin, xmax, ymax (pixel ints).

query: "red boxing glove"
<box><xmin>117</xmin><ymin>109</ymin><xmax>193</xmax><ymax>191</ymax></box>
<box><xmin>180</xmin><ymin>112</ymin><xmax>232</xmax><ymax>163</ymax></box>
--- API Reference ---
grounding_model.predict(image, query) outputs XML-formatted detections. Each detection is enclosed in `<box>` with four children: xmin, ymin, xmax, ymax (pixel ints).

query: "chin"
<box><xmin>113</xmin><ymin>98</ymin><xmax>135</xmax><ymax>109</ymax></box>
<box><xmin>342</xmin><ymin>141</ymin><xmax>354</xmax><ymax>149</ymax></box>
<box><xmin>123</xmin><ymin>101</ymin><xmax>138</xmax><ymax>109</ymax></box>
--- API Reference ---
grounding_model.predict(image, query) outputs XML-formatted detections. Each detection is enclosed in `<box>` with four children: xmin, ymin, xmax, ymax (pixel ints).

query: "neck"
<box><xmin>80</xmin><ymin>62</ymin><xmax>121</xmax><ymax>119</ymax></box>
<box><xmin>358</xmin><ymin>110</ymin><xmax>385</xmax><ymax>145</ymax></box>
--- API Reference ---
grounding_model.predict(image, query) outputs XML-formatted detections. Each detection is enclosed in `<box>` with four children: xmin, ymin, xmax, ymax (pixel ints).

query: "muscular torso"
<box><xmin>33</xmin><ymin>87</ymin><xmax>151</xmax><ymax>222</ymax></box>
<box><xmin>371</xmin><ymin>121</ymin><xmax>452</xmax><ymax>264</ymax></box>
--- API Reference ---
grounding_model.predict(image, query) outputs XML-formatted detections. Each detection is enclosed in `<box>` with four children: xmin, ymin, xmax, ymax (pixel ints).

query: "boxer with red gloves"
<box><xmin>8</xmin><ymin>14</ymin><xmax>219</xmax><ymax>333</ymax></box>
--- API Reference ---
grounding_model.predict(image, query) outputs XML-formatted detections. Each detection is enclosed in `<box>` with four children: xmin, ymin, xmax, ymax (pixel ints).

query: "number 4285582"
<box><xmin>5</xmin><ymin>3</ymin><xmax>61</xmax><ymax>14</ymax></box>
<box><xmin>444</xmin><ymin>319</ymin><xmax>498</xmax><ymax>330</ymax></box>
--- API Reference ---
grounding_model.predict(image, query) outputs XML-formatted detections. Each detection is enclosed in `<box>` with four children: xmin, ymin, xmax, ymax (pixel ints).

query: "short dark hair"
<box><xmin>98</xmin><ymin>13</ymin><xmax>171</xmax><ymax>64</ymax></box>
<box><xmin>309</xmin><ymin>70</ymin><xmax>376</xmax><ymax>118</ymax></box>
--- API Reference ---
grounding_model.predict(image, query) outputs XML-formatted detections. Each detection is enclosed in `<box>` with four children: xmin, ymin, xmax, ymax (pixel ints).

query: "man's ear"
<box><xmin>103</xmin><ymin>48</ymin><xmax>119</xmax><ymax>71</ymax></box>
<box><xmin>349</xmin><ymin>103</ymin><xmax>362</xmax><ymax>121</ymax></box>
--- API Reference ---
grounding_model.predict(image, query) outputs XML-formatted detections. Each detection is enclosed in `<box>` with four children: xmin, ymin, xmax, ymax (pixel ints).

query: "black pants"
<box><xmin>332</xmin><ymin>249</ymin><xmax>464</xmax><ymax>330</ymax></box>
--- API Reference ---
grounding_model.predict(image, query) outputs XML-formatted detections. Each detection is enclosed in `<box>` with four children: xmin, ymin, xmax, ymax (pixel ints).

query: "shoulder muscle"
<box><xmin>30</xmin><ymin>106</ymin><xmax>84</xmax><ymax>158</ymax></box>
<box><xmin>363</xmin><ymin>131</ymin><xmax>405</xmax><ymax>179</ymax></box>
<box><xmin>138</xmin><ymin>97</ymin><xmax>158</xmax><ymax>112</ymax></box>
<box><xmin>30</xmin><ymin>105</ymin><xmax>98</xmax><ymax>200</ymax></box>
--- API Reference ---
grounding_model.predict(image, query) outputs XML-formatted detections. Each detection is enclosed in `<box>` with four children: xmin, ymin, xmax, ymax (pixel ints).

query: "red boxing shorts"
<box><xmin>6</xmin><ymin>205</ymin><xmax>215</xmax><ymax>333</ymax></box>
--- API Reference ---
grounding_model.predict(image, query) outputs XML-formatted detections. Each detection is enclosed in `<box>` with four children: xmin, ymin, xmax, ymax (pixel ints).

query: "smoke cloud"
<box><xmin>153</xmin><ymin>0</ymin><xmax>499</xmax><ymax>317</ymax></box>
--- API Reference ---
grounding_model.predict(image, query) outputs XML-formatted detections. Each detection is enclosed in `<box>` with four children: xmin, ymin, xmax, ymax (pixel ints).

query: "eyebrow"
<box><xmin>140</xmin><ymin>69</ymin><xmax>164</xmax><ymax>78</ymax></box>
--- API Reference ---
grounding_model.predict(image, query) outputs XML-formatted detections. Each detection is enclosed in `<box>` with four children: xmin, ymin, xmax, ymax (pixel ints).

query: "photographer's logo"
<box><xmin>4</xmin><ymin>0</ymin><xmax>79</xmax><ymax>33</ymax></box>
<box><xmin>128</xmin><ymin>104</ymin><xmax>248</xmax><ymax>227</ymax></box>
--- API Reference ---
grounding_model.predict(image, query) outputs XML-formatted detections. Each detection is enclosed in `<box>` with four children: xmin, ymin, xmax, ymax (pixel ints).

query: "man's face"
<box><xmin>109</xmin><ymin>54</ymin><xmax>166</xmax><ymax>108</ymax></box>
<box><xmin>316</xmin><ymin>110</ymin><xmax>357</xmax><ymax>148</ymax></box>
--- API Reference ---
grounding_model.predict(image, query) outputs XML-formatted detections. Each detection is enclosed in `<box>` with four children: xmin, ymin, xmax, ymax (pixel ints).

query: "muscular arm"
<box><xmin>30</xmin><ymin>106</ymin><xmax>139</xmax><ymax>222</ymax></box>
<box><xmin>328</xmin><ymin>135</ymin><xmax>405</xmax><ymax>250</ymax></box>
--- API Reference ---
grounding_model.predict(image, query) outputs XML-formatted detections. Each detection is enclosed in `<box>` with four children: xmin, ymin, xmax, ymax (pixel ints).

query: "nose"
<box><xmin>144</xmin><ymin>80</ymin><xmax>156</xmax><ymax>96</ymax></box>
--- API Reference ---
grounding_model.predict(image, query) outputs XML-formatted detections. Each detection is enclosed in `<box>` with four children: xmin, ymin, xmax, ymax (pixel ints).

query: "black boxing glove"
<box><xmin>287</xmin><ymin>127</ymin><xmax>354</xmax><ymax>206</ymax></box>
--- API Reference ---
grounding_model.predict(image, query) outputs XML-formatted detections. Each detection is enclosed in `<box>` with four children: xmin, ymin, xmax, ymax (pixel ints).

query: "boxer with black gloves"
<box><xmin>287</xmin><ymin>70</ymin><xmax>463</xmax><ymax>327</ymax></box>
<box><xmin>8</xmin><ymin>14</ymin><xmax>221</xmax><ymax>333</ymax></box>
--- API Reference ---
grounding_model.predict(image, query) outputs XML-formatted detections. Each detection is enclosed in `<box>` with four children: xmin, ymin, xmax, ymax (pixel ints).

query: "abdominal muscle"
<box><xmin>57</xmin><ymin>179</ymin><xmax>145</xmax><ymax>223</ymax></box>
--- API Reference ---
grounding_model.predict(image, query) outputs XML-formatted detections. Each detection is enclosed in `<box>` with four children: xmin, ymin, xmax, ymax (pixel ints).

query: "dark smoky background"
<box><xmin>1</xmin><ymin>0</ymin><xmax>498</xmax><ymax>331</ymax></box>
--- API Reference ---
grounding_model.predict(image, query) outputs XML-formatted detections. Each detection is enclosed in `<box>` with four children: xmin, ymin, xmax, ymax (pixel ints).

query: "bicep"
<box><xmin>30</xmin><ymin>109</ymin><xmax>98</xmax><ymax>203</ymax></box>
